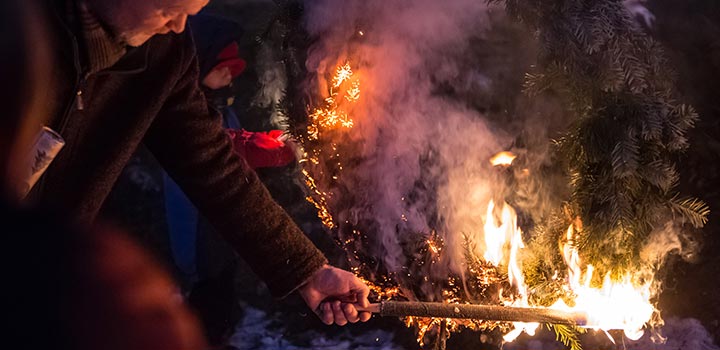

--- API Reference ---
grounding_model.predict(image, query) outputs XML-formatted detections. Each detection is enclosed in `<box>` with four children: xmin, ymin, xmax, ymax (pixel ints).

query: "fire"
<box><xmin>301</xmin><ymin>62</ymin><xmax>362</xmax><ymax>229</ymax></box>
<box><xmin>307</xmin><ymin>62</ymin><xmax>360</xmax><ymax>140</ymax></box>
<box><xmin>483</xmin><ymin>199</ymin><xmax>517</xmax><ymax>266</ymax></box>
<box><xmin>302</xmin><ymin>168</ymin><xmax>335</xmax><ymax>229</ymax></box>
<box><xmin>300</xmin><ymin>51</ymin><xmax>657</xmax><ymax>349</ymax></box>
<box><xmin>482</xmin><ymin>196</ymin><xmax>654</xmax><ymax>343</ymax></box>
<box><xmin>482</xmin><ymin>199</ymin><xmax>539</xmax><ymax>341</ymax></box>
<box><xmin>490</xmin><ymin>151</ymin><xmax>517</xmax><ymax>166</ymax></box>
<box><xmin>332</xmin><ymin>62</ymin><xmax>354</xmax><ymax>88</ymax></box>
<box><xmin>557</xmin><ymin>222</ymin><xmax>655</xmax><ymax>341</ymax></box>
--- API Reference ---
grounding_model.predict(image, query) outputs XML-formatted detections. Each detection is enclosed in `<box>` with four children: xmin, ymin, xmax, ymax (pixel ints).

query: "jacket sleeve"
<box><xmin>144</xmin><ymin>32</ymin><xmax>327</xmax><ymax>298</ymax></box>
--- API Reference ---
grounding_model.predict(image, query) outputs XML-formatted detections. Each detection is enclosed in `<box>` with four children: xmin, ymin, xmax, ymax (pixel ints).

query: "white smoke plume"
<box><xmin>301</xmin><ymin>0</ymin><xmax>521</xmax><ymax>275</ymax></box>
<box><xmin>253</xmin><ymin>42</ymin><xmax>290</xmax><ymax>129</ymax></box>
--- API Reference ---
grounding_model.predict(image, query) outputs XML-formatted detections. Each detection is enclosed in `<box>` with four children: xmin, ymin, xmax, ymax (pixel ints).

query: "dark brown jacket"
<box><xmin>32</xmin><ymin>0</ymin><xmax>327</xmax><ymax>297</ymax></box>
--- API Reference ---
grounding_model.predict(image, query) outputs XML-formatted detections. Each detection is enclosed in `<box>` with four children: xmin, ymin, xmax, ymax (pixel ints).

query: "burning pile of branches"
<box><xmin>295</xmin><ymin>62</ymin><xmax>652</xmax><ymax>349</ymax></box>
<box><xmin>280</xmin><ymin>0</ymin><xmax>710</xmax><ymax>349</ymax></box>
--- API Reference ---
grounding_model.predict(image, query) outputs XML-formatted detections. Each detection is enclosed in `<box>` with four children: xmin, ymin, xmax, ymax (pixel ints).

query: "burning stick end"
<box><xmin>572</xmin><ymin>311</ymin><xmax>589</xmax><ymax>327</ymax></box>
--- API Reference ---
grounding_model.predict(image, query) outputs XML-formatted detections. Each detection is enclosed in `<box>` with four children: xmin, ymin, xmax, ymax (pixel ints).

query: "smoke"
<box><xmin>253</xmin><ymin>42</ymin><xmax>290</xmax><ymax>129</ymax></box>
<box><xmin>300</xmin><ymin>0</ymin><xmax>533</xmax><ymax>275</ymax></box>
<box><xmin>640</xmin><ymin>221</ymin><xmax>701</xmax><ymax>267</ymax></box>
<box><xmin>639</xmin><ymin>318</ymin><xmax>720</xmax><ymax>350</ymax></box>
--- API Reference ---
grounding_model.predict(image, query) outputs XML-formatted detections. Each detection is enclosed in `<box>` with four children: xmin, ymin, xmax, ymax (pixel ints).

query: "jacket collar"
<box><xmin>46</xmin><ymin>0</ymin><xmax>149</xmax><ymax>75</ymax></box>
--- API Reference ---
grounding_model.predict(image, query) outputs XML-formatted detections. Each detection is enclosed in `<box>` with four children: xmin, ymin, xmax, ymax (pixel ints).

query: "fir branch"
<box><xmin>503</xmin><ymin>0</ymin><xmax>707</xmax><ymax>274</ymax></box>
<box><xmin>668</xmin><ymin>196</ymin><xmax>710</xmax><ymax>228</ymax></box>
<box><xmin>639</xmin><ymin>159</ymin><xmax>678</xmax><ymax>193</ymax></box>
<box><xmin>610</xmin><ymin>128</ymin><xmax>641</xmax><ymax>178</ymax></box>
<box><xmin>547</xmin><ymin>323</ymin><xmax>585</xmax><ymax>350</ymax></box>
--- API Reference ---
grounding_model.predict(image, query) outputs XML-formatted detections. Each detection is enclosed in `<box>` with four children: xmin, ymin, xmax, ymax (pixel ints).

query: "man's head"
<box><xmin>88</xmin><ymin>0</ymin><xmax>210</xmax><ymax>47</ymax></box>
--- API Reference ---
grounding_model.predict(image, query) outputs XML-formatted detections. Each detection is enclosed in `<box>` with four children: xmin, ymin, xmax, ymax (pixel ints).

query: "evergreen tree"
<box><xmin>497</xmin><ymin>0</ymin><xmax>709</xmax><ymax>275</ymax></box>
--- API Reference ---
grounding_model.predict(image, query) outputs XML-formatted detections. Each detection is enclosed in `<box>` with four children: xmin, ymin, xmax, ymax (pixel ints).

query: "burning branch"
<box><xmin>360</xmin><ymin>301</ymin><xmax>588</xmax><ymax>326</ymax></box>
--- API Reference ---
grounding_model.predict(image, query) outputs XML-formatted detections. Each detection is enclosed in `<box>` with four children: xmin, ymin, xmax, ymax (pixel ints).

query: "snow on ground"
<box><xmin>229</xmin><ymin>304</ymin><xmax>718</xmax><ymax>350</ymax></box>
<box><xmin>228</xmin><ymin>306</ymin><xmax>403</xmax><ymax>350</ymax></box>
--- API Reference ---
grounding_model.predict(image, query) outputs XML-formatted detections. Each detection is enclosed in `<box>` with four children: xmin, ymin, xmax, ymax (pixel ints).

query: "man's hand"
<box><xmin>298</xmin><ymin>265</ymin><xmax>372</xmax><ymax>326</ymax></box>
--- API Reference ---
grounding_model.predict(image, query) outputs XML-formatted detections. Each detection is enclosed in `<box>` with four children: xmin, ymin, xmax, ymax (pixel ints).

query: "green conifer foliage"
<box><xmin>498</xmin><ymin>0</ymin><xmax>708</xmax><ymax>273</ymax></box>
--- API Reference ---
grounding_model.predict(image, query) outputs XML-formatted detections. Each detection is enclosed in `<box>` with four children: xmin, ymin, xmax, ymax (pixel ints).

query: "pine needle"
<box><xmin>547</xmin><ymin>323</ymin><xmax>585</xmax><ymax>350</ymax></box>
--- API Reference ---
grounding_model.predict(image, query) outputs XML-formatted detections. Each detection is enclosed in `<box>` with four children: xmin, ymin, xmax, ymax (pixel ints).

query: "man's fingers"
<box><xmin>319</xmin><ymin>302</ymin><xmax>333</xmax><ymax>325</ymax></box>
<box><xmin>354</xmin><ymin>286</ymin><xmax>370</xmax><ymax>308</ymax></box>
<box><xmin>359</xmin><ymin>311</ymin><xmax>372</xmax><ymax>322</ymax></box>
<box><xmin>331</xmin><ymin>300</ymin><xmax>348</xmax><ymax>326</ymax></box>
<box><xmin>342</xmin><ymin>303</ymin><xmax>360</xmax><ymax>323</ymax></box>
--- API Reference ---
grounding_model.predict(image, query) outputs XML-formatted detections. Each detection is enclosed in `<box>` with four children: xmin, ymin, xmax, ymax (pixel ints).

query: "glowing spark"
<box><xmin>302</xmin><ymin>169</ymin><xmax>335</xmax><ymax>229</ymax></box>
<box><xmin>332</xmin><ymin>62</ymin><xmax>353</xmax><ymax>88</ymax></box>
<box><xmin>427</xmin><ymin>240</ymin><xmax>440</xmax><ymax>254</ymax></box>
<box><xmin>306</xmin><ymin>62</ymin><xmax>359</xmax><ymax>139</ymax></box>
<box><xmin>345</xmin><ymin>80</ymin><xmax>361</xmax><ymax>102</ymax></box>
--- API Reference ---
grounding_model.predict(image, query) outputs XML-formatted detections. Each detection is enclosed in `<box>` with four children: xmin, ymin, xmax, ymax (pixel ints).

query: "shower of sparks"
<box><xmin>302</xmin><ymin>168</ymin><xmax>335</xmax><ymax>229</ymax></box>
<box><xmin>302</xmin><ymin>61</ymin><xmax>361</xmax><ymax>229</ymax></box>
<box><xmin>306</xmin><ymin>62</ymin><xmax>360</xmax><ymax>140</ymax></box>
<box><xmin>358</xmin><ymin>275</ymin><xmax>401</xmax><ymax>301</ymax></box>
<box><xmin>345</xmin><ymin>81</ymin><xmax>361</xmax><ymax>102</ymax></box>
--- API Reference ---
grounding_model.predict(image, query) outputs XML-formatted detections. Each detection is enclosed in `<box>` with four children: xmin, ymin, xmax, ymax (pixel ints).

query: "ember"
<box><xmin>306</xmin><ymin>62</ymin><xmax>359</xmax><ymax>140</ymax></box>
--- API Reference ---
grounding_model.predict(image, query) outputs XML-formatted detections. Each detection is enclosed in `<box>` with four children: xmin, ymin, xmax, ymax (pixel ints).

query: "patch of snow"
<box><xmin>228</xmin><ymin>306</ymin><xmax>402</xmax><ymax>350</ymax></box>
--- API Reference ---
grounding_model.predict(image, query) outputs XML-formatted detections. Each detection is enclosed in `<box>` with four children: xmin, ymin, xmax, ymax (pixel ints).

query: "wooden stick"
<box><xmin>358</xmin><ymin>301</ymin><xmax>587</xmax><ymax>326</ymax></box>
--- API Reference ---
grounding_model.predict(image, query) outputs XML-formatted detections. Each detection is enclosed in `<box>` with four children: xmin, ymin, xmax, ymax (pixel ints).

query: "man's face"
<box><xmin>98</xmin><ymin>0</ymin><xmax>209</xmax><ymax>47</ymax></box>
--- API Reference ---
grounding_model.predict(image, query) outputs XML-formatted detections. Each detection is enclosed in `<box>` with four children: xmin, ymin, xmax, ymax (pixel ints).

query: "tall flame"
<box><xmin>482</xmin><ymin>199</ymin><xmax>538</xmax><ymax>341</ymax></box>
<box><xmin>480</xmin><ymin>167</ymin><xmax>655</xmax><ymax>343</ymax></box>
<box><xmin>557</xmin><ymin>222</ymin><xmax>655</xmax><ymax>341</ymax></box>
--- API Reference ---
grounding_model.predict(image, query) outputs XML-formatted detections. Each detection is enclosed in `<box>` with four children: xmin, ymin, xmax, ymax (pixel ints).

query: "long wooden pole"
<box><xmin>359</xmin><ymin>301</ymin><xmax>587</xmax><ymax>326</ymax></box>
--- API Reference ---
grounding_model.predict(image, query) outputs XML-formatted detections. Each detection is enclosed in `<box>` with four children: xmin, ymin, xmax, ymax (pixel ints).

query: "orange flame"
<box><xmin>482</xmin><ymin>199</ymin><xmax>539</xmax><ymax>341</ymax></box>
<box><xmin>481</xmin><ymin>200</ymin><xmax>655</xmax><ymax>342</ymax></box>
<box><xmin>556</xmin><ymin>222</ymin><xmax>655</xmax><ymax>341</ymax></box>
<box><xmin>490</xmin><ymin>151</ymin><xmax>517</xmax><ymax>167</ymax></box>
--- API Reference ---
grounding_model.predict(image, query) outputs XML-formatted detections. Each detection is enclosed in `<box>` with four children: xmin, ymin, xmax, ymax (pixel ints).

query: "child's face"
<box><xmin>201</xmin><ymin>66</ymin><xmax>232</xmax><ymax>90</ymax></box>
